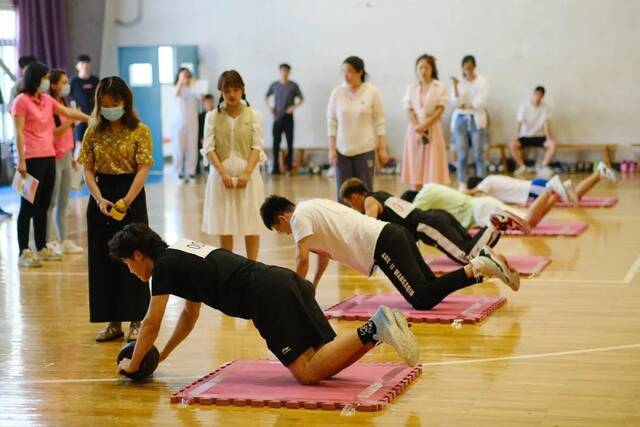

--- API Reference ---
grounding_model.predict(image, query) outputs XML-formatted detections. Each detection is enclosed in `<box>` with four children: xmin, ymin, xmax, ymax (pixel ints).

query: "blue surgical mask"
<box><xmin>60</xmin><ymin>83</ymin><xmax>71</xmax><ymax>97</ymax></box>
<box><xmin>101</xmin><ymin>106</ymin><xmax>125</xmax><ymax>122</ymax></box>
<box><xmin>38</xmin><ymin>79</ymin><xmax>50</xmax><ymax>93</ymax></box>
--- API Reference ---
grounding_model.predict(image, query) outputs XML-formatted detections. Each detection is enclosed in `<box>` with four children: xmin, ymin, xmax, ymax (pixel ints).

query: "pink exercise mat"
<box><xmin>170</xmin><ymin>360</ymin><xmax>422</xmax><ymax>412</ymax></box>
<box><xmin>324</xmin><ymin>294</ymin><xmax>506</xmax><ymax>324</ymax></box>
<box><xmin>525</xmin><ymin>196</ymin><xmax>619</xmax><ymax>208</ymax></box>
<box><xmin>472</xmin><ymin>221</ymin><xmax>588</xmax><ymax>236</ymax></box>
<box><xmin>425</xmin><ymin>255</ymin><xmax>551</xmax><ymax>276</ymax></box>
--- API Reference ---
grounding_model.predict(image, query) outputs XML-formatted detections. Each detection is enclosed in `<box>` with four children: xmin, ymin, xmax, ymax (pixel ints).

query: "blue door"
<box><xmin>117</xmin><ymin>45</ymin><xmax>199</xmax><ymax>174</ymax></box>
<box><xmin>118</xmin><ymin>46</ymin><xmax>163</xmax><ymax>172</ymax></box>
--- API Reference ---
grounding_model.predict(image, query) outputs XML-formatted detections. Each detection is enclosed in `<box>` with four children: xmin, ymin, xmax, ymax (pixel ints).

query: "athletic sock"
<box><xmin>357</xmin><ymin>320</ymin><xmax>379</xmax><ymax>345</ymax></box>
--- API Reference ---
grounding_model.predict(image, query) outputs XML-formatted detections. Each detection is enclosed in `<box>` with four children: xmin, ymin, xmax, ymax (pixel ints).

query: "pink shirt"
<box><xmin>11</xmin><ymin>93</ymin><xmax>57</xmax><ymax>159</ymax></box>
<box><xmin>52</xmin><ymin>100</ymin><xmax>74</xmax><ymax>159</ymax></box>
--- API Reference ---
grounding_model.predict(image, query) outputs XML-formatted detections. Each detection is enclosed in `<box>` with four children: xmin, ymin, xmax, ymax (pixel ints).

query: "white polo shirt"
<box><xmin>327</xmin><ymin>82</ymin><xmax>386</xmax><ymax>157</ymax></box>
<box><xmin>517</xmin><ymin>101</ymin><xmax>549</xmax><ymax>137</ymax></box>
<box><xmin>291</xmin><ymin>199</ymin><xmax>387</xmax><ymax>276</ymax></box>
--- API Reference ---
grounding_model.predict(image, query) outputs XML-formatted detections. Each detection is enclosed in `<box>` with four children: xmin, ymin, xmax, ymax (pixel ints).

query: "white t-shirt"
<box><xmin>326</xmin><ymin>82</ymin><xmax>386</xmax><ymax>156</ymax></box>
<box><xmin>476</xmin><ymin>175</ymin><xmax>532</xmax><ymax>205</ymax></box>
<box><xmin>517</xmin><ymin>101</ymin><xmax>549</xmax><ymax>137</ymax></box>
<box><xmin>291</xmin><ymin>199</ymin><xmax>387</xmax><ymax>276</ymax></box>
<box><xmin>449</xmin><ymin>75</ymin><xmax>490</xmax><ymax>130</ymax></box>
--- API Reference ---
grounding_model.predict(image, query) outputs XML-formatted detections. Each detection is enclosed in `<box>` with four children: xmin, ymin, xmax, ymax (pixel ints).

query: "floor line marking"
<box><xmin>420</xmin><ymin>343</ymin><xmax>640</xmax><ymax>367</ymax></box>
<box><xmin>623</xmin><ymin>254</ymin><xmax>640</xmax><ymax>284</ymax></box>
<box><xmin>3</xmin><ymin>343</ymin><xmax>639</xmax><ymax>385</ymax></box>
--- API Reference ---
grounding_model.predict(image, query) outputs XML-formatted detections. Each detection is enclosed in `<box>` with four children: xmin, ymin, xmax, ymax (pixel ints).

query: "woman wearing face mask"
<box><xmin>78</xmin><ymin>76</ymin><xmax>154</xmax><ymax>342</ymax></box>
<box><xmin>327</xmin><ymin>56</ymin><xmax>388</xmax><ymax>200</ymax></box>
<box><xmin>46</xmin><ymin>69</ymin><xmax>84</xmax><ymax>254</ymax></box>
<box><xmin>401</xmin><ymin>54</ymin><xmax>449</xmax><ymax>190</ymax></box>
<box><xmin>11</xmin><ymin>62</ymin><xmax>89</xmax><ymax>268</ymax></box>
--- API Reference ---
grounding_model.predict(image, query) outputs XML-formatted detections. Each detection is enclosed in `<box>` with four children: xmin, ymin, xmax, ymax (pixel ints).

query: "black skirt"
<box><xmin>86</xmin><ymin>173</ymin><xmax>150</xmax><ymax>322</ymax></box>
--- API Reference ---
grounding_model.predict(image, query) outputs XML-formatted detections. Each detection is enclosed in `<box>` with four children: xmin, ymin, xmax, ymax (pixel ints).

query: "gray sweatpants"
<box><xmin>335</xmin><ymin>150</ymin><xmax>375</xmax><ymax>201</ymax></box>
<box><xmin>47</xmin><ymin>151</ymin><xmax>73</xmax><ymax>241</ymax></box>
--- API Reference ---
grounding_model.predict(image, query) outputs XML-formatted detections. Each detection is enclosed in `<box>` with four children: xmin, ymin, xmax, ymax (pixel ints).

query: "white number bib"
<box><xmin>169</xmin><ymin>239</ymin><xmax>218</xmax><ymax>258</ymax></box>
<box><xmin>384</xmin><ymin>197</ymin><xmax>415</xmax><ymax>219</ymax></box>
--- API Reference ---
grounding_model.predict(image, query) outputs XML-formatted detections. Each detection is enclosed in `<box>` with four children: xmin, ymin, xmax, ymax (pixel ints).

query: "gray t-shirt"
<box><xmin>266</xmin><ymin>80</ymin><xmax>303</xmax><ymax>120</ymax></box>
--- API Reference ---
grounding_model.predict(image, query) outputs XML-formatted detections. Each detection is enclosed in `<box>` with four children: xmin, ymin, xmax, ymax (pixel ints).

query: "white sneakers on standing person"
<box><xmin>48</xmin><ymin>240</ymin><xmax>83</xmax><ymax>254</ymax></box>
<box><xmin>18</xmin><ymin>249</ymin><xmax>42</xmax><ymax>268</ymax></box>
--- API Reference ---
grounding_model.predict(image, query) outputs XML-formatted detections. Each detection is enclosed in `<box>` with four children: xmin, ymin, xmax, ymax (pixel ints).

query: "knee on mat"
<box><xmin>292</xmin><ymin>370</ymin><xmax>322</xmax><ymax>385</ymax></box>
<box><xmin>409</xmin><ymin>297</ymin><xmax>438</xmax><ymax>311</ymax></box>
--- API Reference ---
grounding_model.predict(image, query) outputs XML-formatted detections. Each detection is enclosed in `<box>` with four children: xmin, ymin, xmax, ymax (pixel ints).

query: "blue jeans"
<box><xmin>454</xmin><ymin>114</ymin><xmax>486</xmax><ymax>182</ymax></box>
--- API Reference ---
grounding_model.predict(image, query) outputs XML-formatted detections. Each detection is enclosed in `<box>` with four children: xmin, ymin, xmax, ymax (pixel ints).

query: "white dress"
<box><xmin>201</xmin><ymin>108</ymin><xmax>266</xmax><ymax>236</ymax></box>
<box><xmin>172</xmin><ymin>86</ymin><xmax>199</xmax><ymax>176</ymax></box>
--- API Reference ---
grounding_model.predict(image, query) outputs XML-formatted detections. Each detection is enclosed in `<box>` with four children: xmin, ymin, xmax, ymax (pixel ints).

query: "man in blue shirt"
<box><xmin>70</xmin><ymin>54</ymin><xmax>99</xmax><ymax>144</ymax></box>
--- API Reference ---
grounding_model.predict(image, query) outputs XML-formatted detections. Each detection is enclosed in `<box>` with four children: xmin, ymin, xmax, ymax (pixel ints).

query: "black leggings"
<box><xmin>374</xmin><ymin>224</ymin><xmax>478</xmax><ymax>310</ymax></box>
<box><xmin>414</xmin><ymin>210</ymin><xmax>500</xmax><ymax>264</ymax></box>
<box><xmin>18</xmin><ymin>156</ymin><xmax>56</xmax><ymax>253</ymax></box>
<box><xmin>272</xmin><ymin>114</ymin><xmax>294</xmax><ymax>172</ymax></box>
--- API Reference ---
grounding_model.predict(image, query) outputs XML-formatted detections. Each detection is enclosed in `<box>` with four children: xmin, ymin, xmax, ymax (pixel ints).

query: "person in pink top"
<box><xmin>11</xmin><ymin>62</ymin><xmax>89</xmax><ymax>268</ymax></box>
<box><xmin>46</xmin><ymin>69</ymin><xmax>84</xmax><ymax>255</ymax></box>
<box><xmin>401</xmin><ymin>54</ymin><xmax>450</xmax><ymax>190</ymax></box>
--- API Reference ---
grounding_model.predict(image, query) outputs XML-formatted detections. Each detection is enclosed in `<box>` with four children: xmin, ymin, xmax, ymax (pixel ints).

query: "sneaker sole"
<box><xmin>492</xmin><ymin>209</ymin><xmax>532</xmax><ymax>234</ymax></box>
<box><xmin>95</xmin><ymin>331</ymin><xmax>125</xmax><ymax>342</ymax></box>
<box><xmin>482</xmin><ymin>246</ymin><xmax>520</xmax><ymax>291</ymax></box>
<box><xmin>376</xmin><ymin>306</ymin><xmax>420</xmax><ymax>366</ymax></box>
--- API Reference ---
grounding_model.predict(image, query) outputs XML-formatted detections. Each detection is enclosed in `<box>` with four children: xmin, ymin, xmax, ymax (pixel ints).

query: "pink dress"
<box><xmin>401</xmin><ymin>80</ymin><xmax>450</xmax><ymax>186</ymax></box>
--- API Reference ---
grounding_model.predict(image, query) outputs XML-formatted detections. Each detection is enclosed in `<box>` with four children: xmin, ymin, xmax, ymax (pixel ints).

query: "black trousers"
<box><xmin>374</xmin><ymin>224</ymin><xmax>478</xmax><ymax>310</ymax></box>
<box><xmin>86</xmin><ymin>174</ymin><xmax>150</xmax><ymax>322</ymax></box>
<box><xmin>414</xmin><ymin>210</ymin><xmax>500</xmax><ymax>264</ymax></box>
<box><xmin>17</xmin><ymin>156</ymin><xmax>56</xmax><ymax>252</ymax></box>
<box><xmin>272</xmin><ymin>114</ymin><xmax>294</xmax><ymax>172</ymax></box>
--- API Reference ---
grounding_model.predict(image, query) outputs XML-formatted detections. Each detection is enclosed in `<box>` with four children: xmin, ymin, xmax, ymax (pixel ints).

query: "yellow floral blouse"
<box><xmin>78</xmin><ymin>124</ymin><xmax>154</xmax><ymax>174</ymax></box>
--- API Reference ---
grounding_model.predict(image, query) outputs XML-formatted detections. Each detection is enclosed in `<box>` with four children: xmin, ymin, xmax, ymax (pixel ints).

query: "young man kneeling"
<box><xmin>111</xmin><ymin>223</ymin><xmax>419</xmax><ymax>385</ymax></box>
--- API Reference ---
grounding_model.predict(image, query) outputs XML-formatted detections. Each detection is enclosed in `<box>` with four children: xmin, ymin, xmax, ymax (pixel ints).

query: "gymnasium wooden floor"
<box><xmin>0</xmin><ymin>171</ymin><xmax>639</xmax><ymax>426</ymax></box>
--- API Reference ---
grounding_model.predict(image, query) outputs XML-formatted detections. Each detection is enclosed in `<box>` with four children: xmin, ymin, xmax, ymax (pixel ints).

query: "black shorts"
<box><xmin>518</xmin><ymin>136</ymin><xmax>547</xmax><ymax>148</ymax></box>
<box><xmin>252</xmin><ymin>267</ymin><xmax>336</xmax><ymax>366</ymax></box>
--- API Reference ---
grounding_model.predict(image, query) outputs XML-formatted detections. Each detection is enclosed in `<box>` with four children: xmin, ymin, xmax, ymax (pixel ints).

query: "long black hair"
<box><xmin>343</xmin><ymin>56</ymin><xmax>367</xmax><ymax>82</ymax></box>
<box><xmin>415</xmin><ymin>54</ymin><xmax>439</xmax><ymax>80</ymax></box>
<box><xmin>20</xmin><ymin>62</ymin><xmax>49</xmax><ymax>96</ymax></box>
<box><xmin>216</xmin><ymin>70</ymin><xmax>250</xmax><ymax>111</ymax></box>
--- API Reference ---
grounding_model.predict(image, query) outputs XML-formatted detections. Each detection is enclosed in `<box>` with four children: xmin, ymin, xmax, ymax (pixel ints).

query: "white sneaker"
<box><xmin>597</xmin><ymin>161</ymin><xmax>618</xmax><ymax>183</ymax></box>
<box><xmin>470</xmin><ymin>246</ymin><xmax>520</xmax><ymax>291</ymax></box>
<box><xmin>537</xmin><ymin>166</ymin><xmax>554</xmax><ymax>179</ymax></box>
<box><xmin>60</xmin><ymin>240</ymin><xmax>83</xmax><ymax>254</ymax></box>
<box><xmin>37</xmin><ymin>247</ymin><xmax>63</xmax><ymax>261</ymax></box>
<box><xmin>563</xmin><ymin>179</ymin><xmax>578</xmax><ymax>207</ymax></box>
<box><xmin>514</xmin><ymin>165</ymin><xmax>527</xmax><ymax>176</ymax></box>
<box><xmin>18</xmin><ymin>249</ymin><xmax>42</xmax><ymax>268</ymax></box>
<box><xmin>457</xmin><ymin>182</ymin><xmax>468</xmax><ymax>192</ymax></box>
<box><xmin>490</xmin><ymin>208</ymin><xmax>532</xmax><ymax>234</ymax></box>
<box><xmin>46</xmin><ymin>241</ymin><xmax>63</xmax><ymax>255</ymax></box>
<box><xmin>546</xmin><ymin>175</ymin><xmax>569</xmax><ymax>203</ymax></box>
<box><xmin>370</xmin><ymin>305</ymin><xmax>420</xmax><ymax>366</ymax></box>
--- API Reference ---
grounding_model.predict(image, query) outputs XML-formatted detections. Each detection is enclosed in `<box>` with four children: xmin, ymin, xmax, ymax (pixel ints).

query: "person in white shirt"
<box><xmin>450</xmin><ymin>55</ymin><xmax>490</xmax><ymax>191</ymax></box>
<box><xmin>466</xmin><ymin>161</ymin><xmax>619</xmax><ymax>206</ymax></box>
<box><xmin>260</xmin><ymin>195</ymin><xmax>520</xmax><ymax>311</ymax></box>
<box><xmin>173</xmin><ymin>68</ymin><xmax>200</xmax><ymax>183</ymax></box>
<box><xmin>327</xmin><ymin>56</ymin><xmax>389</xmax><ymax>199</ymax></box>
<box><xmin>509</xmin><ymin>86</ymin><xmax>556</xmax><ymax>177</ymax></box>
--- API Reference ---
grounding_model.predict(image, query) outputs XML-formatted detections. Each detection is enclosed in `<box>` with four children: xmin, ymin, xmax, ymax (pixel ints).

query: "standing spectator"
<box><xmin>46</xmin><ymin>69</ymin><xmax>83</xmax><ymax>254</ymax></box>
<box><xmin>327</xmin><ymin>56</ymin><xmax>388</xmax><ymax>199</ymax></box>
<box><xmin>265</xmin><ymin>64</ymin><xmax>304</xmax><ymax>175</ymax></box>
<box><xmin>196</xmin><ymin>94</ymin><xmax>215</xmax><ymax>175</ymax></box>
<box><xmin>78</xmin><ymin>76</ymin><xmax>154</xmax><ymax>342</ymax></box>
<box><xmin>201</xmin><ymin>70</ymin><xmax>265</xmax><ymax>260</ymax></box>
<box><xmin>450</xmin><ymin>55</ymin><xmax>489</xmax><ymax>191</ymax></box>
<box><xmin>401</xmin><ymin>54</ymin><xmax>449</xmax><ymax>190</ymax></box>
<box><xmin>509</xmin><ymin>86</ymin><xmax>556</xmax><ymax>177</ymax></box>
<box><xmin>172</xmin><ymin>67</ymin><xmax>199</xmax><ymax>183</ymax></box>
<box><xmin>9</xmin><ymin>55</ymin><xmax>37</xmax><ymax>106</ymax></box>
<box><xmin>70</xmin><ymin>54</ymin><xmax>100</xmax><ymax>145</ymax></box>
<box><xmin>12</xmin><ymin>62</ymin><xmax>89</xmax><ymax>267</ymax></box>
